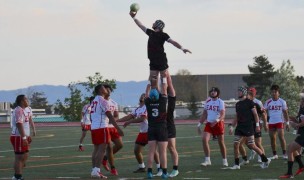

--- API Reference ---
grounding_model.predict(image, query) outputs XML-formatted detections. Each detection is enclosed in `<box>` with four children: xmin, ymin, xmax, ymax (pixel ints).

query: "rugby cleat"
<box><xmin>239</xmin><ymin>160</ymin><xmax>249</xmax><ymax>166</ymax></box>
<box><xmin>169</xmin><ymin>169</ymin><xmax>179</xmax><ymax>177</ymax></box>
<box><xmin>155</xmin><ymin>168</ymin><xmax>163</xmax><ymax>176</ymax></box>
<box><xmin>230</xmin><ymin>165</ymin><xmax>240</xmax><ymax>170</ymax></box>
<box><xmin>270</xmin><ymin>155</ymin><xmax>279</xmax><ymax>160</ymax></box>
<box><xmin>110</xmin><ymin>168</ymin><xmax>118</xmax><ymax>176</ymax></box>
<box><xmin>147</xmin><ymin>172</ymin><xmax>153</xmax><ymax>179</ymax></box>
<box><xmin>295</xmin><ymin>167</ymin><xmax>304</xmax><ymax>175</ymax></box>
<box><xmin>102</xmin><ymin>160</ymin><xmax>110</xmax><ymax>171</ymax></box>
<box><xmin>200</xmin><ymin>160</ymin><xmax>211</xmax><ymax>166</ymax></box>
<box><xmin>260</xmin><ymin>158</ymin><xmax>271</xmax><ymax>169</ymax></box>
<box><xmin>279</xmin><ymin>174</ymin><xmax>294</xmax><ymax>179</ymax></box>
<box><xmin>133</xmin><ymin>167</ymin><xmax>146</xmax><ymax>173</ymax></box>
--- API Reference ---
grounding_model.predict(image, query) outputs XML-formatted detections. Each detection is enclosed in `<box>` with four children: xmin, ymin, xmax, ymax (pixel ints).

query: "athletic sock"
<box><xmin>173</xmin><ymin>165</ymin><xmax>178</xmax><ymax>170</ymax></box>
<box><xmin>103</xmin><ymin>156</ymin><xmax>108</xmax><ymax>161</ymax></box>
<box><xmin>273</xmin><ymin>151</ymin><xmax>277</xmax><ymax>155</ymax></box>
<box><xmin>260</xmin><ymin>154</ymin><xmax>268</xmax><ymax>162</ymax></box>
<box><xmin>139</xmin><ymin>163</ymin><xmax>145</xmax><ymax>168</ymax></box>
<box><xmin>162</xmin><ymin>168</ymin><xmax>167</xmax><ymax>175</ymax></box>
<box><xmin>287</xmin><ymin>161</ymin><xmax>294</xmax><ymax>175</ymax></box>
<box><xmin>148</xmin><ymin>168</ymin><xmax>152</xmax><ymax>173</ymax></box>
<box><xmin>235</xmin><ymin>158</ymin><xmax>240</xmax><ymax>165</ymax></box>
<box><xmin>295</xmin><ymin>155</ymin><xmax>304</xmax><ymax>168</ymax></box>
<box><xmin>14</xmin><ymin>174</ymin><xmax>22</xmax><ymax>179</ymax></box>
<box><xmin>205</xmin><ymin>157</ymin><xmax>211</xmax><ymax>162</ymax></box>
<box><xmin>156</xmin><ymin>163</ymin><xmax>160</xmax><ymax>169</ymax></box>
<box><xmin>283</xmin><ymin>150</ymin><xmax>287</xmax><ymax>155</ymax></box>
<box><xmin>242</xmin><ymin>156</ymin><xmax>248</xmax><ymax>161</ymax></box>
<box><xmin>111</xmin><ymin>166</ymin><xmax>115</xmax><ymax>170</ymax></box>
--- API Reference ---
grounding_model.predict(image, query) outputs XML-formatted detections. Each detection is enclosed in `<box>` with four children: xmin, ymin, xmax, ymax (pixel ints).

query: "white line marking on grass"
<box><xmin>186</xmin><ymin>171</ymin><xmax>193</xmax><ymax>173</ymax></box>
<box><xmin>118</xmin><ymin>178</ymin><xmax>144</xmax><ymax>180</ymax></box>
<box><xmin>75</xmin><ymin>155</ymin><xmax>91</xmax><ymax>158</ymax></box>
<box><xmin>195</xmin><ymin>170</ymin><xmax>202</xmax><ymax>172</ymax></box>
<box><xmin>35</xmin><ymin>134</ymin><xmax>54</xmax><ymax>138</ymax></box>
<box><xmin>252</xmin><ymin>179</ymin><xmax>278</xmax><ymax>180</ymax></box>
<box><xmin>31</xmin><ymin>156</ymin><xmax>50</xmax><ymax>158</ymax></box>
<box><xmin>56</xmin><ymin>177</ymin><xmax>80</xmax><ymax>179</ymax></box>
<box><xmin>184</xmin><ymin>178</ymin><xmax>210</xmax><ymax>179</ymax></box>
<box><xmin>0</xmin><ymin>178</ymin><xmax>11</xmax><ymax>180</ymax></box>
<box><xmin>179</xmin><ymin>155</ymin><xmax>192</xmax><ymax>157</ymax></box>
<box><xmin>0</xmin><ymin>156</ymin><xmax>5</xmax><ymax>158</ymax></box>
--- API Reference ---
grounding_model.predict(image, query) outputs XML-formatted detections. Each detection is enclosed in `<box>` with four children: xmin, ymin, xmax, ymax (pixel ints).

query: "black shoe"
<box><xmin>133</xmin><ymin>167</ymin><xmax>146</xmax><ymax>173</ymax></box>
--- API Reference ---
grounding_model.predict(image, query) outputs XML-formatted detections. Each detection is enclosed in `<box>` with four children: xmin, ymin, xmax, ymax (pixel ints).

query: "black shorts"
<box><xmin>235</xmin><ymin>126</ymin><xmax>254</xmax><ymax>137</ymax></box>
<box><xmin>167</xmin><ymin>124</ymin><xmax>176</xmax><ymax>138</ymax></box>
<box><xmin>149</xmin><ymin>63</ymin><xmax>168</xmax><ymax>71</ymax></box>
<box><xmin>148</xmin><ymin>125</ymin><xmax>168</xmax><ymax>142</ymax></box>
<box><xmin>295</xmin><ymin>135</ymin><xmax>304</xmax><ymax>147</ymax></box>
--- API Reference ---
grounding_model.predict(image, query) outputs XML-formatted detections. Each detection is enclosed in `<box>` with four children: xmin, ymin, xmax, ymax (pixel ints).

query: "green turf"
<box><xmin>0</xmin><ymin>125</ymin><xmax>301</xmax><ymax>179</ymax></box>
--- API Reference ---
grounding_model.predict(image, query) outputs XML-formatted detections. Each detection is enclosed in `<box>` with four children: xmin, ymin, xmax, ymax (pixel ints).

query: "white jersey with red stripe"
<box><xmin>81</xmin><ymin>104</ymin><xmax>92</xmax><ymax>125</ymax></box>
<box><xmin>204</xmin><ymin>97</ymin><xmax>225</xmax><ymax>123</ymax></box>
<box><xmin>106</xmin><ymin>98</ymin><xmax>119</xmax><ymax>128</ymax></box>
<box><xmin>11</xmin><ymin>106</ymin><xmax>30</xmax><ymax>136</ymax></box>
<box><xmin>264</xmin><ymin>98</ymin><xmax>288</xmax><ymax>124</ymax></box>
<box><xmin>90</xmin><ymin>95</ymin><xmax>111</xmax><ymax>130</ymax></box>
<box><xmin>253</xmin><ymin>98</ymin><xmax>264</xmax><ymax>110</ymax></box>
<box><xmin>131</xmin><ymin>105</ymin><xmax>148</xmax><ymax>133</ymax></box>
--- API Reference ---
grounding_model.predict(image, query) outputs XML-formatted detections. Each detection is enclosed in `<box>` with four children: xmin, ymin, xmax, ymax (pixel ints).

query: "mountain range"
<box><xmin>0</xmin><ymin>81</ymin><xmax>147</xmax><ymax>106</ymax></box>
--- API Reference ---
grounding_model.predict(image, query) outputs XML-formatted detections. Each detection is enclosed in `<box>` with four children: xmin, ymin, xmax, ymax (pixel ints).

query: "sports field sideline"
<box><xmin>0</xmin><ymin>123</ymin><xmax>300</xmax><ymax>179</ymax></box>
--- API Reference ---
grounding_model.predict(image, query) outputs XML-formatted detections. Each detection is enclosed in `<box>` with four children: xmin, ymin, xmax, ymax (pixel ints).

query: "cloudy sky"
<box><xmin>1</xmin><ymin>0</ymin><xmax>303</xmax><ymax>90</ymax></box>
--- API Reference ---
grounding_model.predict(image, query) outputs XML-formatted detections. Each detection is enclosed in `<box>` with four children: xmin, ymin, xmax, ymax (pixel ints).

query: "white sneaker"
<box><xmin>169</xmin><ymin>169</ymin><xmax>179</xmax><ymax>177</ymax></box>
<box><xmin>283</xmin><ymin>154</ymin><xmax>288</xmax><ymax>159</ymax></box>
<box><xmin>293</xmin><ymin>129</ymin><xmax>297</xmax><ymax>135</ymax></box>
<box><xmin>230</xmin><ymin>165</ymin><xmax>240</xmax><ymax>170</ymax></box>
<box><xmin>155</xmin><ymin>168</ymin><xmax>163</xmax><ymax>176</ymax></box>
<box><xmin>239</xmin><ymin>160</ymin><xmax>249</xmax><ymax>166</ymax></box>
<box><xmin>223</xmin><ymin>159</ymin><xmax>229</xmax><ymax>167</ymax></box>
<box><xmin>200</xmin><ymin>160</ymin><xmax>211</xmax><ymax>166</ymax></box>
<box><xmin>249</xmin><ymin>150</ymin><xmax>257</xmax><ymax>160</ymax></box>
<box><xmin>91</xmin><ymin>169</ymin><xmax>101</xmax><ymax>178</ymax></box>
<box><xmin>270</xmin><ymin>155</ymin><xmax>279</xmax><ymax>160</ymax></box>
<box><xmin>257</xmin><ymin>156</ymin><xmax>262</xmax><ymax>163</ymax></box>
<box><xmin>260</xmin><ymin>158</ymin><xmax>271</xmax><ymax>169</ymax></box>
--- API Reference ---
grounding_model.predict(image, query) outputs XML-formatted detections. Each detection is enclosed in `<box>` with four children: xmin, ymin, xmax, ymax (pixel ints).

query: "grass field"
<box><xmin>0</xmin><ymin>124</ymin><xmax>301</xmax><ymax>180</ymax></box>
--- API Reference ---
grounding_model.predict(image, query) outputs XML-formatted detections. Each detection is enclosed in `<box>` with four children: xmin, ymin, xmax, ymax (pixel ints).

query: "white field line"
<box><xmin>0</xmin><ymin>134</ymin><xmax>204</xmax><ymax>153</ymax></box>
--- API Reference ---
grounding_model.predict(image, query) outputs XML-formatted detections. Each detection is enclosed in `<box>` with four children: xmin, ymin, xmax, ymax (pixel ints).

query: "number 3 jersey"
<box><xmin>145</xmin><ymin>95</ymin><xmax>168</xmax><ymax>127</ymax></box>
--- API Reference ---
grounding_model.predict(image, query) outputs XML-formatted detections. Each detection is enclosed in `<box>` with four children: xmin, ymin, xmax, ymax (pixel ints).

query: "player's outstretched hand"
<box><xmin>129</xmin><ymin>11</ymin><xmax>137</xmax><ymax>18</ymax></box>
<box><xmin>123</xmin><ymin>121</ymin><xmax>130</xmax><ymax>128</ymax></box>
<box><xmin>182</xmin><ymin>49</ymin><xmax>192</xmax><ymax>54</ymax></box>
<box><xmin>118</xmin><ymin>128</ymin><xmax>124</xmax><ymax>136</ymax></box>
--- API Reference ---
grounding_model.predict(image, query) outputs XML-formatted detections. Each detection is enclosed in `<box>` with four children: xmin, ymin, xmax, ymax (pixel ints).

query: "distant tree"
<box><xmin>29</xmin><ymin>91</ymin><xmax>52</xmax><ymax>114</ymax></box>
<box><xmin>243</xmin><ymin>55</ymin><xmax>276</xmax><ymax>99</ymax></box>
<box><xmin>176</xmin><ymin>69</ymin><xmax>191</xmax><ymax>76</ymax></box>
<box><xmin>264</xmin><ymin>60</ymin><xmax>301</xmax><ymax>116</ymax></box>
<box><xmin>296</xmin><ymin>76</ymin><xmax>304</xmax><ymax>92</ymax></box>
<box><xmin>57</xmin><ymin>72</ymin><xmax>117</xmax><ymax>121</ymax></box>
<box><xmin>58</xmin><ymin>83</ymin><xmax>84</xmax><ymax>121</ymax></box>
<box><xmin>187</xmin><ymin>94</ymin><xmax>201</xmax><ymax>119</ymax></box>
<box><xmin>174</xmin><ymin>69</ymin><xmax>205</xmax><ymax>102</ymax></box>
<box><xmin>79</xmin><ymin>72</ymin><xmax>116</xmax><ymax>96</ymax></box>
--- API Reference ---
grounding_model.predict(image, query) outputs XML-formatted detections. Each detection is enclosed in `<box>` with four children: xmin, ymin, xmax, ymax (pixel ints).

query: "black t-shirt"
<box><xmin>146</xmin><ymin>29</ymin><xmax>170</xmax><ymax>63</ymax></box>
<box><xmin>145</xmin><ymin>95</ymin><xmax>168</xmax><ymax>127</ymax></box>
<box><xmin>235</xmin><ymin>98</ymin><xmax>256</xmax><ymax>128</ymax></box>
<box><xmin>298</xmin><ymin>106</ymin><xmax>304</xmax><ymax>135</ymax></box>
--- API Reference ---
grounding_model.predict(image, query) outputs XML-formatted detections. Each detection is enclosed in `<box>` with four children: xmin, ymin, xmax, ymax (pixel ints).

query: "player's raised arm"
<box><xmin>130</xmin><ymin>11</ymin><xmax>147</xmax><ymax>33</ymax></box>
<box><xmin>167</xmin><ymin>38</ymin><xmax>192</xmax><ymax>54</ymax></box>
